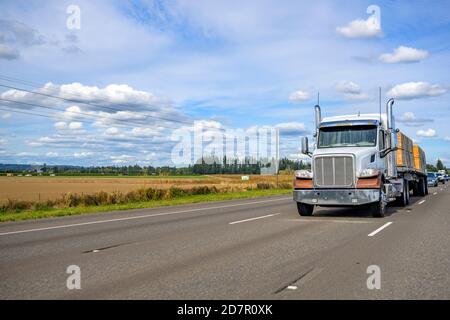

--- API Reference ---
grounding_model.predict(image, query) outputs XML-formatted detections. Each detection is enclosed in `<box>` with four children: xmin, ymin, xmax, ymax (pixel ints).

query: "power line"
<box><xmin>0</xmin><ymin>75</ymin><xmax>304</xmax><ymax>146</ymax></box>
<box><xmin>0</xmin><ymin>83</ymin><xmax>198</xmax><ymax>127</ymax></box>
<box><xmin>0</xmin><ymin>97</ymin><xmax>181</xmax><ymax>130</ymax></box>
<box><xmin>0</xmin><ymin>74</ymin><xmax>190</xmax><ymax>122</ymax></box>
<box><xmin>0</xmin><ymin>74</ymin><xmax>227</xmax><ymax>131</ymax></box>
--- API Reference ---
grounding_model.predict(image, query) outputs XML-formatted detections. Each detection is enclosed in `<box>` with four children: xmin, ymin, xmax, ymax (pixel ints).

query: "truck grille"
<box><xmin>314</xmin><ymin>156</ymin><xmax>354</xmax><ymax>187</ymax></box>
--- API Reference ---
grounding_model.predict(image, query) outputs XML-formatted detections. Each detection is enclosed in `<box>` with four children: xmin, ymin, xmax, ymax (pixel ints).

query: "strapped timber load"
<box><xmin>396</xmin><ymin>131</ymin><xmax>426</xmax><ymax>175</ymax></box>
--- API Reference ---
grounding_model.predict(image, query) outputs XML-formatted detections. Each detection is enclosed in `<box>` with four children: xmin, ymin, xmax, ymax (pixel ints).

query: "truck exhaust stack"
<box><xmin>314</xmin><ymin>105</ymin><xmax>321</xmax><ymax>136</ymax></box>
<box><xmin>386</xmin><ymin>98</ymin><xmax>394</xmax><ymax>130</ymax></box>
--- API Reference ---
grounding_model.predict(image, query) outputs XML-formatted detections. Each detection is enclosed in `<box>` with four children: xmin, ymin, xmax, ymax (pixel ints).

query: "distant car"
<box><xmin>445</xmin><ymin>174</ymin><xmax>449</xmax><ymax>182</ymax></box>
<box><xmin>427</xmin><ymin>172</ymin><xmax>438</xmax><ymax>187</ymax></box>
<box><xmin>435</xmin><ymin>172</ymin><xmax>446</xmax><ymax>184</ymax></box>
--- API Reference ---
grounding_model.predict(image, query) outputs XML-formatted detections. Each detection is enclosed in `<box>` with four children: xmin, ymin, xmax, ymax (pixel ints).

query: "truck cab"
<box><xmin>294</xmin><ymin>99</ymin><xmax>427</xmax><ymax>218</ymax></box>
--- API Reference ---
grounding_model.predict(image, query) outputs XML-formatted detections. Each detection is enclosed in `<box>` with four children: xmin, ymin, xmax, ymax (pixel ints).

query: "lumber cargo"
<box><xmin>413</xmin><ymin>144</ymin><xmax>426</xmax><ymax>175</ymax></box>
<box><xmin>396</xmin><ymin>131</ymin><xmax>426</xmax><ymax>175</ymax></box>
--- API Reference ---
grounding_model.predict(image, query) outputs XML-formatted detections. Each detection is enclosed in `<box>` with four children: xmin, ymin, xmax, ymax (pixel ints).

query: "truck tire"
<box><xmin>418</xmin><ymin>178</ymin><xmax>426</xmax><ymax>197</ymax></box>
<box><xmin>296</xmin><ymin>203</ymin><xmax>314</xmax><ymax>216</ymax></box>
<box><xmin>397</xmin><ymin>180</ymin><xmax>410</xmax><ymax>207</ymax></box>
<box><xmin>412</xmin><ymin>182</ymin><xmax>419</xmax><ymax>196</ymax></box>
<box><xmin>371</xmin><ymin>183</ymin><xmax>386</xmax><ymax>218</ymax></box>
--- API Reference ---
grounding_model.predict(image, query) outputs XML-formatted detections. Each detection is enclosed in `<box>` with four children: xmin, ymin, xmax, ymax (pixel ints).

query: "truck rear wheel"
<box><xmin>296</xmin><ymin>203</ymin><xmax>314</xmax><ymax>216</ymax></box>
<box><xmin>397</xmin><ymin>180</ymin><xmax>410</xmax><ymax>207</ymax></box>
<box><xmin>412</xmin><ymin>182</ymin><xmax>419</xmax><ymax>196</ymax></box>
<box><xmin>418</xmin><ymin>178</ymin><xmax>426</xmax><ymax>197</ymax></box>
<box><xmin>371</xmin><ymin>183</ymin><xmax>386</xmax><ymax>218</ymax></box>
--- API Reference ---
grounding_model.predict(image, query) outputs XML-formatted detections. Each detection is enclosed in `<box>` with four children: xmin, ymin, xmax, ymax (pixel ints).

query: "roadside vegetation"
<box><xmin>0</xmin><ymin>183</ymin><xmax>292</xmax><ymax>222</ymax></box>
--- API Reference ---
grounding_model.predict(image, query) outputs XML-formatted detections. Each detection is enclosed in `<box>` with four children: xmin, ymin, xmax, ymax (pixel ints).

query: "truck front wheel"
<box><xmin>371</xmin><ymin>184</ymin><xmax>386</xmax><ymax>218</ymax></box>
<box><xmin>296</xmin><ymin>203</ymin><xmax>314</xmax><ymax>216</ymax></box>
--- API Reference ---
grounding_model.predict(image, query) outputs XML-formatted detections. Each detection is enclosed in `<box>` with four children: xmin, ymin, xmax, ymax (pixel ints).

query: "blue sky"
<box><xmin>0</xmin><ymin>0</ymin><xmax>449</xmax><ymax>166</ymax></box>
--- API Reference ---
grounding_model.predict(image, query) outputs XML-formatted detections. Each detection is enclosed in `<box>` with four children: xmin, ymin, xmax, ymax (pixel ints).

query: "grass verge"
<box><xmin>0</xmin><ymin>188</ymin><xmax>291</xmax><ymax>223</ymax></box>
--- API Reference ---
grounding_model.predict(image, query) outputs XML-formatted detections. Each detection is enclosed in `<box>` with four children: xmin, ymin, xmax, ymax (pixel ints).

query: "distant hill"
<box><xmin>0</xmin><ymin>163</ymin><xmax>82</xmax><ymax>172</ymax></box>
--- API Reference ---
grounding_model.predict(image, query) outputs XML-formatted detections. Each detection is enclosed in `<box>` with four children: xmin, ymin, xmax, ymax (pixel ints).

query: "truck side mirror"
<box><xmin>301</xmin><ymin>137</ymin><xmax>309</xmax><ymax>155</ymax></box>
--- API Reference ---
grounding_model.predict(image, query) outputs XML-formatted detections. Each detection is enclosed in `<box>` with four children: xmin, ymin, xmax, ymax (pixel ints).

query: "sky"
<box><xmin>0</xmin><ymin>0</ymin><xmax>449</xmax><ymax>167</ymax></box>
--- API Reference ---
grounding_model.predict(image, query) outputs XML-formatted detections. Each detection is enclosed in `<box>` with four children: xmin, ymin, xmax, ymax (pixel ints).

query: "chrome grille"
<box><xmin>314</xmin><ymin>156</ymin><xmax>354</xmax><ymax>187</ymax></box>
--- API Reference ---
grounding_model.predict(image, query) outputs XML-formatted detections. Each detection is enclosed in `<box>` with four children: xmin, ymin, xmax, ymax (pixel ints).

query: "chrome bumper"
<box><xmin>293</xmin><ymin>189</ymin><xmax>380</xmax><ymax>206</ymax></box>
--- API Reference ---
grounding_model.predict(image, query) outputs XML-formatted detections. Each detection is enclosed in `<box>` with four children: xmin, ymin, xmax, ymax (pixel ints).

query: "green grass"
<box><xmin>1</xmin><ymin>175</ymin><xmax>209</xmax><ymax>179</ymax></box>
<box><xmin>0</xmin><ymin>188</ymin><xmax>291</xmax><ymax>222</ymax></box>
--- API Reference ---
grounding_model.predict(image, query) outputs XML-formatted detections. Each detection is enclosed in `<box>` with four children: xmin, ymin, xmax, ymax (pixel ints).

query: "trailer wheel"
<box><xmin>412</xmin><ymin>181</ymin><xmax>419</xmax><ymax>196</ymax></box>
<box><xmin>397</xmin><ymin>180</ymin><xmax>410</xmax><ymax>207</ymax></box>
<box><xmin>418</xmin><ymin>178</ymin><xmax>426</xmax><ymax>197</ymax></box>
<box><xmin>371</xmin><ymin>183</ymin><xmax>386</xmax><ymax>218</ymax></box>
<box><xmin>296</xmin><ymin>203</ymin><xmax>314</xmax><ymax>216</ymax></box>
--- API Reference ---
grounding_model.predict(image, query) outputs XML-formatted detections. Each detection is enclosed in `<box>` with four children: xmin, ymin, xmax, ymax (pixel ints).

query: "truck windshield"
<box><xmin>318</xmin><ymin>125</ymin><xmax>377</xmax><ymax>148</ymax></box>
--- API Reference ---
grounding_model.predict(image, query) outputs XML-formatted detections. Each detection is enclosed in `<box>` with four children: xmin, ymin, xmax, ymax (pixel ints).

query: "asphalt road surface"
<box><xmin>1</xmin><ymin>184</ymin><xmax>449</xmax><ymax>299</ymax></box>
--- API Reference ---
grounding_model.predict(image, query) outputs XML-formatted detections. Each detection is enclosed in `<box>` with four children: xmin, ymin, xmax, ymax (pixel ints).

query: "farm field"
<box><xmin>0</xmin><ymin>175</ymin><xmax>293</xmax><ymax>203</ymax></box>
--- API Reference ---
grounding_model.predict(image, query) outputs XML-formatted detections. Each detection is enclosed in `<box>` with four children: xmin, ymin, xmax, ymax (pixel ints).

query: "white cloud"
<box><xmin>336</xmin><ymin>80</ymin><xmax>360</xmax><ymax>94</ymax></box>
<box><xmin>379</xmin><ymin>46</ymin><xmax>429</xmax><ymax>63</ymax></box>
<box><xmin>0</xmin><ymin>19</ymin><xmax>45</xmax><ymax>60</ymax></box>
<box><xmin>131</xmin><ymin>127</ymin><xmax>162</xmax><ymax>137</ymax></box>
<box><xmin>112</xmin><ymin>159</ymin><xmax>128</xmax><ymax>164</ymax></box>
<box><xmin>336</xmin><ymin>14</ymin><xmax>382</xmax><ymax>38</ymax></box>
<box><xmin>54</xmin><ymin>121</ymin><xmax>67</xmax><ymax>130</ymax></box>
<box><xmin>68</xmin><ymin>122</ymin><xmax>83</xmax><ymax>130</ymax></box>
<box><xmin>1</xmin><ymin>112</ymin><xmax>11</xmax><ymax>119</ymax></box>
<box><xmin>396</xmin><ymin>112</ymin><xmax>433</xmax><ymax>127</ymax></box>
<box><xmin>105</xmin><ymin>127</ymin><xmax>120</xmax><ymax>135</ymax></box>
<box><xmin>73</xmin><ymin>151</ymin><xmax>93</xmax><ymax>158</ymax></box>
<box><xmin>16</xmin><ymin>152</ymin><xmax>37</xmax><ymax>157</ymax></box>
<box><xmin>289</xmin><ymin>90</ymin><xmax>310</xmax><ymax>102</ymax></box>
<box><xmin>444</xmin><ymin>136</ymin><xmax>450</xmax><ymax>141</ymax></box>
<box><xmin>416</xmin><ymin>128</ymin><xmax>436</xmax><ymax>138</ymax></box>
<box><xmin>111</xmin><ymin>154</ymin><xmax>135</xmax><ymax>164</ymax></box>
<box><xmin>335</xmin><ymin>80</ymin><xmax>369</xmax><ymax>100</ymax></box>
<box><xmin>0</xmin><ymin>138</ymin><xmax>7</xmax><ymax>145</ymax></box>
<box><xmin>0</xmin><ymin>43</ymin><xmax>19</xmax><ymax>60</ymax></box>
<box><xmin>275</xmin><ymin>122</ymin><xmax>309</xmax><ymax>136</ymax></box>
<box><xmin>46</xmin><ymin>152</ymin><xmax>58</xmax><ymax>157</ymax></box>
<box><xmin>387</xmin><ymin>82</ymin><xmax>448</xmax><ymax>99</ymax></box>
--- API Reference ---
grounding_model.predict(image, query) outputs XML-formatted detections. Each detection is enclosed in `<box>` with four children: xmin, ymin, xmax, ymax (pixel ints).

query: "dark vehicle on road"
<box><xmin>436</xmin><ymin>172</ymin><xmax>446</xmax><ymax>184</ymax></box>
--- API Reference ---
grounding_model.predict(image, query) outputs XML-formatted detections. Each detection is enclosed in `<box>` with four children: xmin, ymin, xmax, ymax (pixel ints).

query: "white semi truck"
<box><xmin>294</xmin><ymin>99</ymin><xmax>428</xmax><ymax>218</ymax></box>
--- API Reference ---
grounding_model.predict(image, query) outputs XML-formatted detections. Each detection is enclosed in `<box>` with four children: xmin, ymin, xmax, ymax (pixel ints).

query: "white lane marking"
<box><xmin>284</xmin><ymin>218</ymin><xmax>371</xmax><ymax>224</ymax></box>
<box><xmin>368</xmin><ymin>222</ymin><xmax>393</xmax><ymax>237</ymax></box>
<box><xmin>418</xmin><ymin>200</ymin><xmax>426</xmax><ymax>205</ymax></box>
<box><xmin>433</xmin><ymin>192</ymin><xmax>438</xmax><ymax>195</ymax></box>
<box><xmin>229</xmin><ymin>213</ymin><xmax>281</xmax><ymax>225</ymax></box>
<box><xmin>0</xmin><ymin>197</ymin><xmax>291</xmax><ymax>236</ymax></box>
<box><xmin>287</xmin><ymin>285</ymin><xmax>298</xmax><ymax>290</ymax></box>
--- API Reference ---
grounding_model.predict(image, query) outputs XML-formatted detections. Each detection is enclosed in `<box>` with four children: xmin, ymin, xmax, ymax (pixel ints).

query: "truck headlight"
<box><xmin>295</xmin><ymin>170</ymin><xmax>313</xmax><ymax>179</ymax></box>
<box><xmin>358</xmin><ymin>168</ymin><xmax>380</xmax><ymax>178</ymax></box>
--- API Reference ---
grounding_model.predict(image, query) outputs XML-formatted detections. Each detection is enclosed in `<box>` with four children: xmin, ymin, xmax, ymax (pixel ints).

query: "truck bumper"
<box><xmin>293</xmin><ymin>189</ymin><xmax>380</xmax><ymax>206</ymax></box>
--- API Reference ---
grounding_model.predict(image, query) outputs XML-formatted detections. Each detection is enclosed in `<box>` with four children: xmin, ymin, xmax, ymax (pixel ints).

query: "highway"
<box><xmin>0</xmin><ymin>184</ymin><xmax>449</xmax><ymax>299</ymax></box>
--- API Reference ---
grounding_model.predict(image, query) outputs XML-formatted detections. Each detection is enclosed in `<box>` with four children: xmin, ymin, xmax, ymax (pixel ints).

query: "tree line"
<box><xmin>1</xmin><ymin>157</ymin><xmax>310</xmax><ymax>176</ymax></box>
